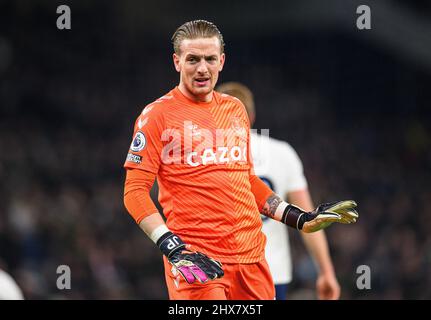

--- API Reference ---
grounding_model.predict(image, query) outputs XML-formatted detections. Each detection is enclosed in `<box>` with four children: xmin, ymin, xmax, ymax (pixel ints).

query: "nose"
<box><xmin>196</xmin><ymin>59</ymin><xmax>209</xmax><ymax>74</ymax></box>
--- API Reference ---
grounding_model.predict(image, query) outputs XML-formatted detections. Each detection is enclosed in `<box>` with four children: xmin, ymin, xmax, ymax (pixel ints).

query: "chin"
<box><xmin>192</xmin><ymin>87</ymin><xmax>212</xmax><ymax>96</ymax></box>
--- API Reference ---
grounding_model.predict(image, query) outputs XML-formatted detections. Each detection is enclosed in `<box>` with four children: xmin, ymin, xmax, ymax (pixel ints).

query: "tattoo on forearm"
<box><xmin>261</xmin><ymin>193</ymin><xmax>282</xmax><ymax>218</ymax></box>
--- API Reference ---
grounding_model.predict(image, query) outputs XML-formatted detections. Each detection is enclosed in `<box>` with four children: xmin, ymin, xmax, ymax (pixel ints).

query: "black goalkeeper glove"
<box><xmin>157</xmin><ymin>231</ymin><xmax>224</xmax><ymax>284</ymax></box>
<box><xmin>281</xmin><ymin>200</ymin><xmax>359</xmax><ymax>233</ymax></box>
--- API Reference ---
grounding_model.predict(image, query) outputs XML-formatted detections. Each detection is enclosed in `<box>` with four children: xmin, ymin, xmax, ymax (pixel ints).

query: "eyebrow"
<box><xmin>186</xmin><ymin>54</ymin><xmax>218</xmax><ymax>60</ymax></box>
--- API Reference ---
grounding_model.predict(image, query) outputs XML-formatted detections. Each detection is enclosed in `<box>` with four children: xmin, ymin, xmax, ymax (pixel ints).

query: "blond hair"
<box><xmin>171</xmin><ymin>20</ymin><xmax>225</xmax><ymax>54</ymax></box>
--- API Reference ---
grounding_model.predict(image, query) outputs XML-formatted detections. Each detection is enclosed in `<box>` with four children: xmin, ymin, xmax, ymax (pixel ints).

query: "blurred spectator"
<box><xmin>0</xmin><ymin>267</ymin><xmax>24</xmax><ymax>300</ymax></box>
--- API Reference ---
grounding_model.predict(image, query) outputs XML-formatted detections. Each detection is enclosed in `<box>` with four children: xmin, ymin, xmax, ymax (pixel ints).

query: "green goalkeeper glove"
<box><xmin>281</xmin><ymin>200</ymin><xmax>358</xmax><ymax>233</ymax></box>
<box><xmin>157</xmin><ymin>231</ymin><xmax>224</xmax><ymax>284</ymax></box>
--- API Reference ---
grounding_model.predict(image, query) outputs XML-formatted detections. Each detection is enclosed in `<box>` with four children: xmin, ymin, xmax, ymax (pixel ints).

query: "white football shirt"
<box><xmin>251</xmin><ymin>132</ymin><xmax>308</xmax><ymax>284</ymax></box>
<box><xmin>0</xmin><ymin>269</ymin><xmax>24</xmax><ymax>300</ymax></box>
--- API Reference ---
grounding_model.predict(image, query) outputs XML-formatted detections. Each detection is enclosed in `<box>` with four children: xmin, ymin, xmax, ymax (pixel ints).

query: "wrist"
<box><xmin>155</xmin><ymin>230</ymin><xmax>186</xmax><ymax>258</ymax></box>
<box><xmin>318</xmin><ymin>264</ymin><xmax>336</xmax><ymax>277</ymax></box>
<box><xmin>319</xmin><ymin>270</ymin><xmax>336</xmax><ymax>279</ymax></box>
<box><xmin>149</xmin><ymin>224</ymin><xmax>170</xmax><ymax>243</ymax></box>
<box><xmin>280</xmin><ymin>203</ymin><xmax>310</xmax><ymax>230</ymax></box>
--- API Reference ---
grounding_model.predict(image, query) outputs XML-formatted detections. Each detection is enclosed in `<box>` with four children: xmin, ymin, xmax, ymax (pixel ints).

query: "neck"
<box><xmin>178</xmin><ymin>83</ymin><xmax>213</xmax><ymax>103</ymax></box>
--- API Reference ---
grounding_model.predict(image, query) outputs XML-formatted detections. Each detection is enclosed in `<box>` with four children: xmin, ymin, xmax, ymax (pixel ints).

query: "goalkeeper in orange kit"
<box><xmin>123</xmin><ymin>20</ymin><xmax>358</xmax><ymax>300</ymax></box>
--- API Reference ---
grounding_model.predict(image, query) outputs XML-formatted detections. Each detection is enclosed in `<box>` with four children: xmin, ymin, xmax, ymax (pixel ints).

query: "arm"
<box><xmin>250</xmin><ymin>175</ymin><xmax>358</xmax><ymax>232</ymax></box>
<box><xmin>124</xmin><ymin>168</ymin><xmax>223</xmax><ymax>284</ymax></box>
<box><xmin>287</xmin><ymin>189</ymin><xmax>340</xmax><ymax>300</ymax></box>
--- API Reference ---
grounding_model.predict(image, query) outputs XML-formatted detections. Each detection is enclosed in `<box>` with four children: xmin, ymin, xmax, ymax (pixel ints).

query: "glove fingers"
<box><xmin>205</xmin><ymin>256</ymin><xmax>223</xmax><ymax>275</ymax></box>
<box><xmin>324</xmin><ymin>202</ymin><xmax>358</xmax><ymax>223</ymax></box>
<box><xmin>309</xmin><ymin>200</ymin><xmax>359</xmax><ymax>232</ymax></box>
<box><xmin>313</xmin><ymin>208</ymin><xmax>358</xmax><ymax>226</ymax></box>
<box><xmin>317</xmin><ymin>213</ymin><xmax>342</xmax><ymax>221</ymax></box>
<box><xmin>337</xmin><ymin>217</ymin><xmax>357</xmax><ymax>224</ymax></box>
<box><xmin>171</xmin><ymin>252</ymin><xmax>224</xmax><ymax>284</ymax></box>
<box><xmin>176</xmin><ymin>264</ymin><xmax>200</xmax><ymax>284</ymax></box>
<box><xmin>302</xmin><ymin>220</ymin><xmax>334</xmax><ymax>233</ymax></box>
<box><xmin>333</xmin><ymin>206</ymin><xmax>359</xmax><ymax>215</ymax></box>
<box><xmin>342</xmin><ymin>209</ymin><xmax>359</xmax><ymax>219</ymax></box>
<box><xmin>338</xmin><ymin>209</ymin><xmax>359</xmax><ymax>223</ymax></box>
<box><xmin>326</xmin><ymin>200</ymin><xmax>357</xmax><ymax>213</ymax></box>
<box><xmin>210</xmin><ymin>259</ymin><xmax>224</xmax><ymax>278</ymax></box>
<box><xmin>189</xmin><ymin>265</ymin><xmax>209</xmax><ymax>284</ymax></box>
<box><xmin>320</xmin><ymin>215</ymin><xmax>356</xmax><ymax>225</ymax></box>
<box><xmin>317</xmin><ymin>200</ymin><xmax>355</xmax><ymax>212</ymax></box>
<box><xmin>206</xmin><ymin>258</ymin><xmax>224</xmax><ymax>279</ymax></box>
<box><xmin>196</xmin><ymin>254</ymin><xmax>224</xmax><ymax>280</ymax></box>
<box><xmin>337</xmin><ymin>218</ymin><xmax>354</xmax><ymax>224</ymax></box>
<box><xmin>172</xmin><ymin>257</ymin><xmax>209</xmax><ymax>284</ymax></box>
<box><xmin>208</xmin><ymin>257</ymin><xmax>223</xmax><ymax>269</ymax></box>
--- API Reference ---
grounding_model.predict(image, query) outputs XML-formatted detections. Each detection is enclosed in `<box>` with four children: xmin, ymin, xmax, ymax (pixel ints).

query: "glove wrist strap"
<box><xmin>156</xmin><ymin>231</ymin><xmax>186</xmax><ymax>258</ymax></box>
<box><xmin>281</xmin><ymin>204</ymin><xmax>308</xmax><ymax>230</ymax></box>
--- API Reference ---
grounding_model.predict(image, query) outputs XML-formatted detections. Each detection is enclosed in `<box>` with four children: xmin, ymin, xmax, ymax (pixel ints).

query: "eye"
<box><xmin>187</xmin><ymin>57</ymin><xmax>197</xmax><ymax>63</ymax></box>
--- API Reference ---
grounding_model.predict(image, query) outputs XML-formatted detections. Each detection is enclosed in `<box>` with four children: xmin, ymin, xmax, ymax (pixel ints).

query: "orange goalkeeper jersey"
<box><xmin>124</xmin><ymin>87</ymin><xmax>266</xmax><ymax>264</ymax></box>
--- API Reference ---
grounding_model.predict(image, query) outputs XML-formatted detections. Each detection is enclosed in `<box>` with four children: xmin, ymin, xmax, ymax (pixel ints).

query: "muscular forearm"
<box><xmin>288</xmin><ymin>189</ymin><xmax>341</xmax><ymax>299</ymax></box>
<box><xmin>260</xmin><ymin>192</ymin><xmax>309</xmax><ymax>229</ymax></box>
<box><xmin>301</xmin><ymin>231</ymin><xmax>335</xmax><ymax>275</ymax></box>
<box><xmin>287</xmin><ymin>190</ymin><xmax>335</xmax><ymax>274</ymax></box>
<box><xmin>124</xmin><ymin>168</ymin><xmax>159</xmax><ymax>224</ymax></box>
<box><xmin>139</xmin><ymin>213</ymin><xmax>169</xmax><ymax>242</ymax></box>
<box><xmin>249</xmin><ymin>175</ymin><xmax>301</xmax><ymax>226</ymax></box>
<box><xmin>260</xmin><ymin>189</ymin><xmax>358</xmax><ymax>232</ymax></box>
<box><xmin>124</xmin><ymin>169</ymin><xmax>172</xmax><ymax>244</ymax></box>
<box><xmin>261</xmin><ymin>193</ymin><xmax>284</xmax><ymax>219</ymax></box>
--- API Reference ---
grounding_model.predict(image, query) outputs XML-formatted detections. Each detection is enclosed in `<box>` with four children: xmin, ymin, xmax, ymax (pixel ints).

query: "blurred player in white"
<box><xmin>217</xmin><ymin>82</ymin><xmax>340</xmax><ymax>300</ymax></box>
<box><xmin>0</xmin><ymin>268</ymin><xmax>24</xmax><ymax>300</ymax></box>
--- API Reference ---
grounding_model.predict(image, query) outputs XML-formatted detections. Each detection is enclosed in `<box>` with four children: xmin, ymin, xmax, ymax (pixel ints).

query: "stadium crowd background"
<box><xmin>0</xmin><ymin>1</ymin><xmax>430</xmax><ymax>299</ymax></box>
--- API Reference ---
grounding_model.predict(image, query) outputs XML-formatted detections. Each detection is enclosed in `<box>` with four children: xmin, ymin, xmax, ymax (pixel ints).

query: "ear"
<box><xmin>173</xmin><ymin>53</ymin><xmax>181</xmax><ymax>72</ymax></box>
<box><xmin>219</xmin><ymin>53</ymin><xmax>225</xmax><ymax>72</ymax></box>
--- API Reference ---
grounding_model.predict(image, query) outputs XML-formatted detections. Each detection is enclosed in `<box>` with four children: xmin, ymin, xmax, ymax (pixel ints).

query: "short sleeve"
<box><xmin>124</xmin><ymin>104</ymin><xmax>164</xmax><ymax>174</ymax></box>
<box><xmin>280</xmin><ymin>142</ymin><xmax>308</xmax><ymax>193</ymax></box>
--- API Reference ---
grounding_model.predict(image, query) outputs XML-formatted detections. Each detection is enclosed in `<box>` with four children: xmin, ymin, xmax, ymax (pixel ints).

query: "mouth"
<box><xmin>194</xmin><ymin>77</ymin><xmax>210</xmax><ymax>87</ymax></box>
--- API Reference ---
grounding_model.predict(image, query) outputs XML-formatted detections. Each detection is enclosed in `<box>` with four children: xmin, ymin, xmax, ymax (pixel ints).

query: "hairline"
<box><xmin>175</xmin><ymin>36</ymin><xmax>224</xmax><ymax>55</ymax></box>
